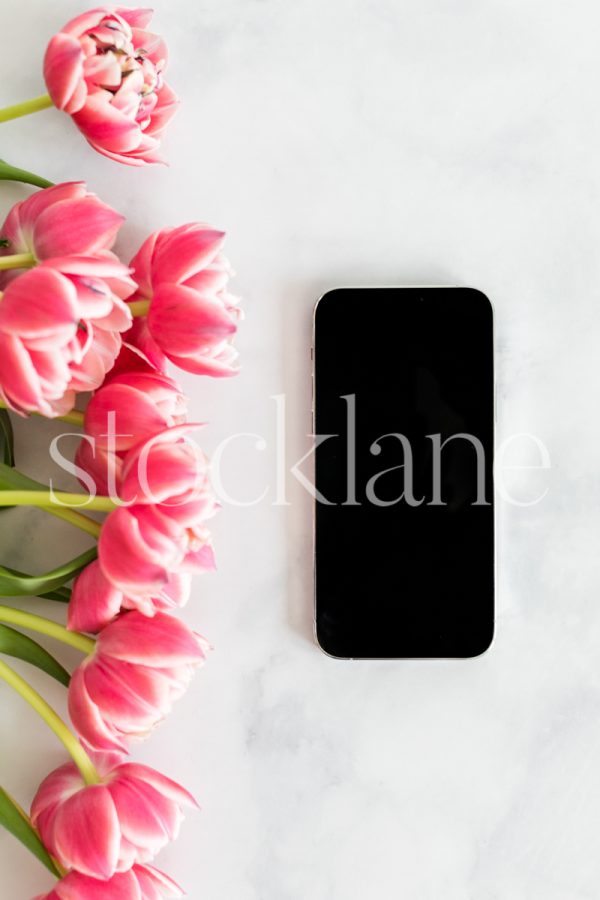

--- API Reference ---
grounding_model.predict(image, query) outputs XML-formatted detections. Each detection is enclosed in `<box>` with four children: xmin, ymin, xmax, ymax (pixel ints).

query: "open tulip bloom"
<box><xmin>0</xmin><ymin>8</ymin><xmax>178</xmax><ymax>166</ymax></box>
<box><xmin>0</xmin><ymin>9</ymin><xmax>242</xmax><ymax>894</ymax></box>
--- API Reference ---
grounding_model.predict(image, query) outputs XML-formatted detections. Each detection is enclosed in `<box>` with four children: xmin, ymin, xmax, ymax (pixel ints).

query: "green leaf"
<box><xmin>0</xmin><ymin>410</ymin><xmax>14</xmax><ymax>467</ymax></box>
<box><xmin>0</xmin><ymin>463</ymin><xmax>96</xmax><ymax>596</ymax></box>
<box><xmin>0</xmin><ymin>547</ymin><xmax>96</xmax><ymax>597</ymax></box>
<box><xmin>39</xmin><ymin>587</ymin><xmax>72</xmax><ymax>604</ymax></box>
<box><xmin>0</xmin><ymin>623</ymin><xmax>70</xmax><ymax>687</ymax></box>
<box><xmin>0</xmin><ymin>787</ymin><xmax>61</xmax><ymax>876</ymax></box>
<box><xmin>0</xmin><ymin>461</ymin><xmax>46</xmax><ymax>492</ymax></box>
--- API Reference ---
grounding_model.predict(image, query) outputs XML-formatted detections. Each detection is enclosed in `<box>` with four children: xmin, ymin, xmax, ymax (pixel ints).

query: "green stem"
<box><xmin>0</xmin><ymin>490</ymin><xmax>117</xmax><ymax>512</ymax></box>
<box><xmin>44</xmin><ymin>505</ymin><xmax>102</xmax><ymax>539</ymax></box>
<box><xmin>0</xmin><ymin>400</ymin><xmax>84</xmax><ymax>426</ymax></box>
<box><xmin>0</xmin><ymin>658</ymin><xmax>100</xmax><ymax>784</ymax></box>
<box><xmin>0</xmin><ymin>606</ymin><xmax>95</xmax><ymax>654</ymax></box>
<box><xmin>0</xmin><ymin>94</ymin><xmax>54</xmax><ymax>124</ymax></box>
<box><xmin>0</xmin><ymin>252</ymin><xmax>36</xmax><ymax>271</ymax></box>
<box><xmin>56</xmin><ymin>409</ymin><xmax>85</xmax><ymax>427</ymax></box>
<box><xmin>128</xmin><ymin>299</ymin><xmax>151</xmax><ymax>317</ymax></box>
<box><xmin>0</xmin><ymin>158</ymin><xmax>53</xmax><ymax>189</ymax></box>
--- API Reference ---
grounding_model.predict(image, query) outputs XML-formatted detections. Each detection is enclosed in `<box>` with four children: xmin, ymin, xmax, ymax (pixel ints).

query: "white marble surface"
<box><xmin>2</xmin><ymin>0</ymin><xmax>600</xmax><ymax>897</ymax></box>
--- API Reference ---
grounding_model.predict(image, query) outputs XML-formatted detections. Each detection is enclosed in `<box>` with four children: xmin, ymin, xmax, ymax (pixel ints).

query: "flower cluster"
<box><xmin>0</xmin><ymin>187</ymin><xmax>241</xmax><ymax>420</ymax></box>
<box><xmin>0</xmin><ymin>9</ymin><xmax>242</xmax><ymax>896</ymax></box>
<box><xmin>0</xmin><ymin>179</ymin><xmax>241</xmax><ymax>893</ymax></box>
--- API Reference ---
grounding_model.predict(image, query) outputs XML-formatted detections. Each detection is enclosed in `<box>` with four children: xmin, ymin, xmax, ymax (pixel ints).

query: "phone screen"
<box><xmin>313</xmin><ymin>287</ymin><xmax>494</xmax><ymax>659</ymax></box>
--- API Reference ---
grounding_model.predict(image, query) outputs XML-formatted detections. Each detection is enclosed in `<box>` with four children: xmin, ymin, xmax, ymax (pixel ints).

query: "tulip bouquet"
<box><xmin>0</xmin><ymin>7</ymin><xmax>241</xmax><ymax>898</ymax></box>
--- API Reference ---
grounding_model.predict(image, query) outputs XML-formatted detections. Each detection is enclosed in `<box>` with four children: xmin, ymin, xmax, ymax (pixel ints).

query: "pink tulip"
<box><xmin>119</xmin><ymin>318</ymin><xmax>170</xmax><ymax>375</ymax></box>
<box><xmin>75</xmin><ymin>370</ymin><xmax>187</xmax><ymax>498</ymax></box>
<box><xmin>0</xmin><ymin>257</ymin><xmax>134</xmax><ymax>416</ymax></box>
<box><xmin>99</xmin><ymin>504</ymin><xmax>216</xmax><ymax>601</ymax></box>
<box><xmin>31</xmin><ymin>760</ymin><xmax>197</xmax><ymax>879</ymax></box>
<box><xmin>68</xmin><ymin>610</ymin><xmax>209</xmax><ymax>754</ymax></box>
<box><xmin>85</xmin><ymin>371</ymin><xmax>188</xmax><ymax>452</ymax></box>
<box><xmin>128</xmin><ymin>224</ymin><xmax>242</xmax><ymax>376</ymax></box>
<box><xmin>35</xmin><ymin>864</ymin><xmax>183</xmax><ymax>900</ymax></box>
<box><xmin>0</xmin><ymin>183</ymin><xmax>123</xmax><ymax>279</ymax></box>
<box><xmin>43</xmin><ymin>8</ymin><xmax>178</xmax><ymax>166</ymax></box>
<box><xmin>97</xmin><ymin>426</ymin><xmax>217</xmax><ymax>599</ymax></box>
<box><xmin>76</xmin><ymin>436</ymin><xmax>123</xmax><ymax>497</ymax></box>
<box><xmin>69</xmin><ymin>559</ymin><xmax>191</xmax><ymax>632</ymax></box>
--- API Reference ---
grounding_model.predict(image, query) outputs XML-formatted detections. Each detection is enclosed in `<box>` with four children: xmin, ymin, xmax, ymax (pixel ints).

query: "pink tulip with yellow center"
<box><xmin>31</xmin><ymin>760</ymin><xmax>197</xmax><ymax>880</ymax></box>
<box><xmin>43</xmin><ymin>7</ymin><xmax>178</xmax><ymax>165</ymax></box>
<box><xmin>69</xmin><ymin>559</ymin><xmax>191</xmax><ymax>633</ymax></box>
<box><xmin>127</xmin><ymin>223</ymin><xmax>242</xmax><ymax>376</ymax></box>
<box><xmin>0</xmin><ymin>257</ymin><xmax>133</xmax><ymax>416</ymax></box>
<box><xmin>35</xmin><ymin>864</ymin><xmax>183</xmax><ymax>900</ymax></box>
<box><xmin>68</xmin><ymin>610</ymin><xmax>209</xmax><ymax>754</ymax></box>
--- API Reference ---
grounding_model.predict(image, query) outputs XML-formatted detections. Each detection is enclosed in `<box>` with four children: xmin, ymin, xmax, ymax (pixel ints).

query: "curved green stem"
<box><xmin>128</xmin><ymin>299</ymin><xmax>151</xmax><ymax>317</ymax></box>
<box><xmin>0</xmin><ymin>400</ymin><xmax>84</xmax><ymax>427</ymax></box>
<box><xmin>0</xmin><ymin>94</ymin><xmax>53</xmax><ymax>124</ymax></box>
<box><xmin>0</xmin><ymin>158</ymin><xmax>53</xmax><ymax>189</ymax></box>
<box><xmin>44</xmin><ymin>506</ymin><xmax>102</xmax><ymax>539</ymax></box>
<box><xmin>0</xmin><ymin>490</ymin><xmax>118</xmax><ymax>512</ymax></box>
<box><xmin>0</xmin><ymin>606</ymin><xmax>95</xmax><ymax>654</ymax></box>
<box><xmin>0</xmin><ymin>658</ymin><xmax>100</xmax><ymax>784</ymax></box>
<box><xmin>0</xmin><ymin>252</ymin><xmax>35</xmax><ymax>271</ymax></box>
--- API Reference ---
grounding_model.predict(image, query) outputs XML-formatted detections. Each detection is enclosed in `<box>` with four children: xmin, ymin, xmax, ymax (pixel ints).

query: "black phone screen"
<box><xmin>314</xmin><ymin>287</ymin><xmax>494</xmax><ymax>659</ymax></box>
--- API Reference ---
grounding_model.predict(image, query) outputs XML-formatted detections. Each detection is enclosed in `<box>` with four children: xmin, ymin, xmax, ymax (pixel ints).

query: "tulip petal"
<box><xmin>85</xmin><ymin>383</ymin><xmax>171</xmax><ymax>451</ymax></box>
<box><xmin>33</xmin><ymin>197</ymin><xmax>124</xmax><ymax>258</ymax></box>
<box><xmin>69</xmin><ymin>665</ymin><xmax>130</xmax><ymax>754</ymax></box>
<box><xmin>98</xmin><ymin>611</ymin><xmax>205</xmax><ymax>667</ymax></box>
<box><xmin>0</xmin><ymin>334</ymin><xmax>47</xmax><ymax>414</ymax></box>
<box><xmin>99</xmin><ymin>507</ymin><xmax>174</xmax><ymax>595</ymax></box>
<box><xmin>139</xmin><ymin>865</ymin><xmax>185</xmax><ymax>898</ymax></box>
<box><xmin>51</xmin><ymin>784</ymin><xmax>120</xmax><ymax>878</ymax></box>
<box><xmin>72</xmin><ymin>93</ymin><xmax>143</xmax><ymax>153</ymax></box>
<box><xmin>68</xmin><ymin>560</ymin><xmax>123</xmax><ymax>633</ymax></box>
<box><xmin>167</xmin><ymin>346</ymin><xmax>240</xmax><ymax>377</ymax></box>
<box><xmin>30</xmin><ymin>763</ymin><xmax>82</xmax><ymax>826</ymax></box>
<box><xmin>116</xmin><ymin>764</ymin><xmax>198</xmax><ymax>811</ymax></box>
<box><xmin>0</xmin><ymin>267</ymin><xmax>78</xmax><ymax>340</ymax></box>
<box><xmin>83</xmin><ymin>655</ymin><xmax>171</xmax><ymax>730</ymax></box>
<box><xmin>148</xmin><ymin>283</ymin><xmax>237</xmax><ymax>359</ymax></box>
<box><xmin>153</xmin><ymin>225</ymin><xmax>226</xmax><ymax>285</ymax></box>
<box><xmin>108</xmin><ymin>778</ymin><xmax>179</xmax><ymax>853</ymax></box>
<box><xmin>43</xmin><ymin>34</ymin><xmax>85</xmax><ymax>111</ymax></box>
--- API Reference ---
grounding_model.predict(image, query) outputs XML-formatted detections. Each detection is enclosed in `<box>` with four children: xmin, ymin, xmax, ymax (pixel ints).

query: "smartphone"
<box><xmin>313</xmin><ymin>286</ymin><xmax>494</xmax><ymax>659</ymax></box>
